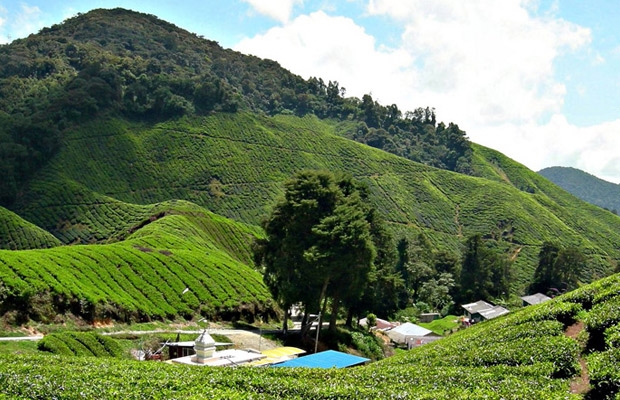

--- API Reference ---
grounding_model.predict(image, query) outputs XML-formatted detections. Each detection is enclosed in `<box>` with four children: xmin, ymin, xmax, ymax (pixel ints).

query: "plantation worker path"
<box><xmin>565</xmin><ymin>321</ymin><xmax>590</xmax><ymax>395</ymax></box>
<box><xmin>102</xmin><ymin>328</ymin><xmax>281</xmax><ymax>351</ymax></box>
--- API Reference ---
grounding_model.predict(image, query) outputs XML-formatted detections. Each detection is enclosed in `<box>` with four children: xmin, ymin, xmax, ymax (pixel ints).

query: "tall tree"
<box><xmin>458</xmin><ymin>234</ymin><xmax>511</xmax><ymax>304</ymax></box>
<box><xmin>530</xmin><ymin>242</ymin><xmax>584</xmax><ymax>295</ymax></box>
<box><xmin>254</xmin><ymin>170</ymin><xmax>378</xmax><ymax>333</ymax></box>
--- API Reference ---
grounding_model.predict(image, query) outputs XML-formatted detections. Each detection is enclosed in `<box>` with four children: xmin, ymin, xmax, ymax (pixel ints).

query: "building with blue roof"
<box><xmin>273</xmin><ymin>350</ymin><xmax>369</xmax><ymax>369</ymax></box>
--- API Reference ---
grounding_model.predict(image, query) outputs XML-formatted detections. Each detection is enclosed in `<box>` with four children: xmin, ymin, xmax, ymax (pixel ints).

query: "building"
<box><xmin>358</xmin><ymin>317</ymin><xmax>397</xmax><ymax>331</ymax></box>
<box><xmin>169</xmin><ymin>330</ymin><xmax>265</xmax><ymax>367</ymax></box>
<box><xmin>386</xmin><ymin>322</ymin><xmax>440</xmax><ymax>345</ymax></box>
<box><xmin>419</xmin><ymin>312</ymin><xmax>441</xmax><ymax>323</ymax></box>
<box><xmin>273</xmin><ymin>350</ymin><xmax>369</xmax><ymax>369</ymax></box>
<box><xmin>461</xmin><ymin>300</ymin><xmax>509</xmax><ymax>323</ymax></box>
<box><xmin>520</xmin><ymin>293</ymin><xmax>552</xmax><ymax>306</ymax></box>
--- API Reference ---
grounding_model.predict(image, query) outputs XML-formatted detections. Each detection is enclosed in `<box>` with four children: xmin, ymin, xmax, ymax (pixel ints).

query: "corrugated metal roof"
<box><xmin>479</xmin><ymin>305</ymin><xmax>510</xmax><ymax>320</ymax></box>
<box><xmin>521</xmin><ymin>293</ymin><xmax>552</xmax><ymax>305</ymax></box>
<box><xmin>389</xmin><ymin>322</ymin><xmax>433</xmax><ymax>337</ymax></box>
<box><xmin>462</xmin><ymin>300</ymin><xmax>494</xmax><ymax>314</ymax></box>
<box><xmin>273</xmin><ymin>350</ymin><xmax>369</xmax><ymax>369</ymax></box>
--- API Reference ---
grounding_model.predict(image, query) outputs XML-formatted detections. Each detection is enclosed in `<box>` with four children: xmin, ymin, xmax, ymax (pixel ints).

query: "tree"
<box><xmin>530</xmin><ymin>242</ymin><xmax>584</xmax><ymax>295</ymax></box>
<box><xmin>253</xmin><ymin>170</ymin><xmax>378</xmax><ymax>333</ymax></box>
<box><xmin>458</xmin><ymin>234</ymin><xmax>511</xmax><ymax>304</ymax></box>
<box><xmin>418</xmin><ymin>273</ymin><xmax>455</xmax><ymax>312</ymax></box>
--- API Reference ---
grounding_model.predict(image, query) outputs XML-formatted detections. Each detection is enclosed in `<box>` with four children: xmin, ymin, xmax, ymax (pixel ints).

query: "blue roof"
<box><xmin>273</xmin><ymin>350</ymin><xmax>369</xmax><ymax>369</ymax></box>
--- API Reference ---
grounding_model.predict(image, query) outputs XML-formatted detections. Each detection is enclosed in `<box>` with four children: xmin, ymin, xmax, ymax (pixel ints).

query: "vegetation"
<box><xmin>539</xmin><ymin>166</ymin><xmax>620</xmax><ymax>214</ymax></box>
<box><xmin>0</xmin><ymin>206</ymin><xmax>61</xmax><ymax>250</ymax></box>
<box><xmin>0</xmin><ymin>200</ymin><xmax>275</xmax><ymax>323</ymax></box>
<box><xmin>38</xmin><ymin>331</ymin><xmax>124</xmax><ymax>357</ymax></box>
<box><xmin>254</xmin><ymin>170</ymin><xmax>393</xmax><ymax>333</ymax></box>
<box><xmin>1</xmin><ymin>272</ymin><xmax>620</xmax><ymax>398</ymax></box>
<box><xmin>0</xmin><ymin>8</ymin><xmax>472</xmax><ymax>209</ymax></box>
<box><xmin>0</xmin><ymin>8</ymin><xmax>617</xmax><ymax>326</ymax></box>
<box><xmin>0</xmin><ymin>12</ymin><xmax>619</xmax><ymax>396</ymax></box>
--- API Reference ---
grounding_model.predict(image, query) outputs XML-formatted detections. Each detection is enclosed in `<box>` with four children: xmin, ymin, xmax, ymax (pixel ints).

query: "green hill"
<box><xmin>0</xmin><ymin>8</ymin><xmax>619</xmax><ymax>325</ymax></box>
<box><xmin>0</xmin><ymin>206</ymin><xmax>61</xmax><ymax>250</ymax></box>
<box><xmin>539</xmin><ymin>166</ymin><xmax>620</xmax><ymax>213</ymax></box>
<box><xmin>0</xmin><ymin>200</ymin><xmax>274</xmax><ymax>323</ymax></box>
<box><xmin>2</xmin><ymin>272</ymin><xmax>620</xmax><ymax>399</ymax></box>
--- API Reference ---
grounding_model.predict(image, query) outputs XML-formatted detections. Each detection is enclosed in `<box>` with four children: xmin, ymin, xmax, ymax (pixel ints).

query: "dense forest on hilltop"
<box><xmin>0</xmin><ymin>7</ymin><xmax>471</xmax><ymax>207</ymax></box>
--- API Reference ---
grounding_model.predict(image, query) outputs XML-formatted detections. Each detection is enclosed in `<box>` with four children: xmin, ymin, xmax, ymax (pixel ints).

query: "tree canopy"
<box><xmin>253</xmin><ymin>170</ymin><xmax>390</xmax><ymax>332</ymax></box>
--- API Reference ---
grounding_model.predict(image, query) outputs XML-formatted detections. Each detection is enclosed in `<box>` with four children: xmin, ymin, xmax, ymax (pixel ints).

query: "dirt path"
<box><xmin>565</xmin><ymin>321</ymin><xmax>590</xmax><ymax>395</ymax></box>
<box><xmin>1</xmin><ymin>328</ymin><xmax>280</xmax><ymax>351</ymax></box>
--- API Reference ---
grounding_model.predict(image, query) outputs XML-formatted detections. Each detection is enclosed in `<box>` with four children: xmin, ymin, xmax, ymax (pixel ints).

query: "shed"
<box><xmin>521</xmin><ymin>293</ymin><xmax>551</xmax><ymax>306</ymax></box>
<box><xmin>386</xmin><ymin>322</ymin><xmax>435</xmax><ymax>344</ymax></box>
<box><xmin>478</xmin><ymin>305</ymin><xmax>509</xmax><ymax>320</ymax></box>
<box><xmin>273</xmin><ymin>350</ymin><xmax>369</xmax><ymax>369</ymax></box>
<box><xmin>461</xmin><ymin>300</ymin><xmax>494</xmax><ymax>323</ymax></box>
<box><xmin>419</xmin><ymin>313</ymin><xmax>441</xmax><ymax>323</ymax></box>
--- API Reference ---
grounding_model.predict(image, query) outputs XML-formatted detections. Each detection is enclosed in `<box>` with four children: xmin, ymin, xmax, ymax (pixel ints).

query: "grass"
<box><xmin>418</xmin><ymin>315</ymin><xmax>461</xmax><ymax>335</ymax></box>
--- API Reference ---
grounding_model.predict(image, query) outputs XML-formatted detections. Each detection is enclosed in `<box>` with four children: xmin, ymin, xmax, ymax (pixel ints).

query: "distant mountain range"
<box><xmin>539</xmin><ymin>166</ymin><xmax>620</xmax><ymax>214</ymax></box>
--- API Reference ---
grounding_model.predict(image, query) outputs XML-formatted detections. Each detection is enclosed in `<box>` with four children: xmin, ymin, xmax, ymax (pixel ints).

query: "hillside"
<box><xmin>2</xmin><ymin>271</ymin><xmax>620</xmax><ymax>398</ymax></box>
<box><xmin>0</xmin><ymin>8</ymin><xmax>470</xmax><ymax>208</ymax></box>
<box><xmin>0</xmin><ymin>206</ymin><xmax>61</xmax><ymax>250</ymax></box>
<box><xmin>539</xmin><ymin>166</ymin><xmax>620</xmax><ymax>213</ymax></box>
<box><xmin>0</xmin><ymin>8</ymin><xmax>619</xmax><ymax>324</ymax></box>
<box><xmin>9</xmin><ymin>113</ymin><xmax>620</xmax><ymax>291</ymax></box>
<box><xmin>0</xmin><ymin>199</ymin><xmax>274</xmax><ymax>323</ymax></box>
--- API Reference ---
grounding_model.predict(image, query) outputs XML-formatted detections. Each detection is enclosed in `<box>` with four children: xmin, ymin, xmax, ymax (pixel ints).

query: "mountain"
<box><xmin>0</xmin><ymin>8</ymin><xmax>619</xmax><ymax>324</ymax></box>
<box><xmin>539</xmin><ymin>166</ymin><xmax>620</xmax><ymax>213</ymax></box>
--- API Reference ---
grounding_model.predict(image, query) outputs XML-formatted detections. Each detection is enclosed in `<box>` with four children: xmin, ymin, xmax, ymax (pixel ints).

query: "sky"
<box><xmin>1</xmin><ymin>1</ymin><xmax>619</xmax><ymax>183</ymax></box>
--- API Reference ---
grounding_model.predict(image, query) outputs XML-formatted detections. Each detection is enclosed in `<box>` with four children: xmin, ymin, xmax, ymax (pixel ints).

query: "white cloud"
<box><xmin>0</xmin><ymin>6</ymin><xmax>7</xmax><ymax>44</ymax></box>
<box><xmin>235</xmin><ymin>10</ymin><xmax>413</xmax><ymax>100</ymax></box>
<box><xmin>476</xmin><ymin>115</ymin><xmax>620</xmax><ymax>184</ymax></box>
<box><xmin>241</xmin><ymin>0</ymin><xmax>304</xmax><ymax>24</ymax></box>
<box><xmin>366</xmin><ymin>0</ymin><xmax>591</xmax><ymax>126</ymax></box>
<box><xmin>235</xmin><ymin>1</ymin><xmax>620</xmax><ymax>183</ymax></box>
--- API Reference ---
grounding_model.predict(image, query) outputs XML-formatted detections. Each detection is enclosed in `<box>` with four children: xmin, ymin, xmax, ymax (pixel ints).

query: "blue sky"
<box><xmin>1</xmin><ymin>0</ymin><xmax>619</xmax><ymax>183</ymax></box>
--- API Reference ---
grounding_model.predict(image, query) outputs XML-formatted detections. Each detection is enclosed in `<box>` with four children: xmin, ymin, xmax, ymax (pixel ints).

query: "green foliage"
<box><xmin>418</xmin><ymin>315</ymin><xmax>460</xmax><ymax>335</ymax></box>
<box><xmin>350</xmin><ymin>331</ymin><xmax>384</xmax><ymax>360</ymax></box>
<box><xmin>530</xmin><ymin>242</ymin><xmax>584</xmax><ymax>295</ymax></box>
<box><xmin>255</xmin><ymin>170</ymin><xmax>380</xmax><ymax>332</ymax></box>
<box><xmin>7</xmin><ymin>271</ymin><xmax>620</xmax><ymax>399</ymax></box>
<box><xmin>0</xmin><ymin>200</ymin><xmax>275</xmax><ymax>322</ymax></box>
<box><xmin>0</xmin><ymin>206</ymin><xmax>61</xmax><ymax>250</ymax></box>
<box><xmin>0</xmin><ymin>8</ymin><xmax>474</xmax><ymax>209</ymax></box>
<box><xmin>588</xmin><ymin>348</ymin><xmax>620</xmax><ymax>399</ymax></box>
<box><xmin>458</xmin><ymin>234</ymin><xmax>511</xmax><ymax>303</ymax></box>
<box><xmin>38</xmin><ymin>331</ymin><xmax>124</xmax><ymax>357</ymax></box>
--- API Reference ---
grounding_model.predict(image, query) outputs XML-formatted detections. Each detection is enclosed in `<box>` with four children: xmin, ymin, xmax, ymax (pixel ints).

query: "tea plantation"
<box><xmin>2</xmin><ymin>272</ymin><xmax>620</xmax><ymax>399</ymax></box>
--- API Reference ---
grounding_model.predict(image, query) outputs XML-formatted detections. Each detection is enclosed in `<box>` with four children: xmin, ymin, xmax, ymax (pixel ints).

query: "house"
<box><xmin>461</xmin><ymin>300</ymin><xmax>509</xmax><ymax>323</ymax></box>
<box><xmin>419</xmin><ymin>312</ymin><xmax>441</xmax><ymax>323</ymax></box>
<box><xmin>166</xmin><ymin>332</ymin><xmax>232</xmax><ymax>360</ymax></box>
<box><xmin>478</xmin><ymin>305</ymin><xmax>510</xmax><ymax>320</ymax></box>
<box><xmin>273</xmin><ymin>350</ymin><xmax>369</xmax><ymax>369</ymax></box>
<box><xmin>386</xmin><ymin>322</ymin><xmax>439</xmax><ymax>345</ymax></box>
<box><xmin>521</xmin><ymin>293</ymin><xmax>552</xmax><ymax>306</ymax></box>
